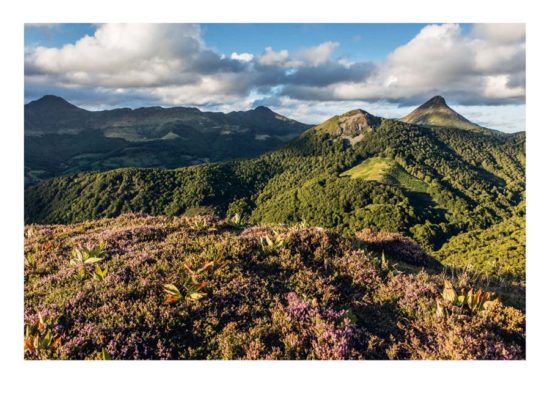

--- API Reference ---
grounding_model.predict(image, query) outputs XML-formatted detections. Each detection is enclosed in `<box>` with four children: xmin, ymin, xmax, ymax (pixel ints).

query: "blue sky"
<box><xmin>24</xmin><ymin>23</ymin><xmax>525</xmax><ymax>131</ymax></box>
<box><xmin>25</xmin><ymin>24</ymin><xmax>97</xmax><ymax>48</ymax></box>
<box><xmin>26</xmin><ymin>23</ymin><xmax>440</xmax><ymax>60</ymax></box>
<box><xmin>203</xmin><ymin>24</ymin><xmax>441</xmax><ymax>62</ymax></box>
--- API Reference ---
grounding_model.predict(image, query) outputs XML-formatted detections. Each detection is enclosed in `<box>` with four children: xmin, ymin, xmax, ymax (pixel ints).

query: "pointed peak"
<box><xmin>34</xmin><ymin>95</ymin><xmax>69</xmax><ymax>104</ymax></box>
<box><xmin>253</xmin><ymin>105</ymin><xmax>274</xmax><ymax>113</ymax></box>
<box><xmin>419</xmin><ymin>95</ymin><xmax>448</xmax><ymax>109</ymax></box>
<box><xmin>26</xmin><ymin>95</ymin><xmax>84</xmax><ymax>111</ymax></box>
<box><xmin>401</xmin><ymin>96</ymin><xmax>482</xmax><ymax>131</ymax></box>
<box><xmin>341</xmin><ymin>108</ymin><xmax>368</xmax><ymax>116</ymax></box>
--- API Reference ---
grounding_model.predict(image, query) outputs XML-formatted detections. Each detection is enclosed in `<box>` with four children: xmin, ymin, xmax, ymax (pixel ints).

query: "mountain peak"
<box><xmin>421</xmin><ymin>95</ymin><xmax>447</xmax><ymax>108</ymax></box>
<box><xmin>253</xmin><ymin>105</ymin><xmax>274</xmax><ymax>113</ymax></box>
<box><xmin>32</xmin><ymin>95</ymin><xmax>70</xmax><ymax>105</ymax></box>
<box><xmin>313</xmin><ymin>108</ymin><xmax>380</xmax><ymax>143</ymax></box>
<box><xmin>341</xmin><ymin>108</ymin><xmax>368</xmax><ymax>116</ymax></box>
<box><xmin>26</xmin><ymin>95</ymin><xmax>84</xmax><ymax>112</ymax></box>
<box><xmin>401</xmin><ymin>96</ymin><xmax>482</xmax><ymax>131</ymax></box>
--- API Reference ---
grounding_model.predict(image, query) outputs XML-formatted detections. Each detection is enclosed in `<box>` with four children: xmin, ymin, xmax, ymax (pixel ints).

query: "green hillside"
<box><xmin>436</xmin><ymin>205</ymin><xmax>526</xmax><ymax>282</ymax></box>
<box><xmin>340</xmin><ymin>156</ymin><xmax>428</xmax><ymax>193</ymax></box>
<box><xmin>25</xmin><ymin>112</ymin><xmax>525</xmax><ymax>238</ymax></box>
<box><xmin>25</xmin><ymin>104</ymin><xmax>525</xmax><ymax>305</ymax></box>
<box><xmin>401</xmin><ymin>95</ymin><xmax>486</xmax><ymax>131</ymax></box>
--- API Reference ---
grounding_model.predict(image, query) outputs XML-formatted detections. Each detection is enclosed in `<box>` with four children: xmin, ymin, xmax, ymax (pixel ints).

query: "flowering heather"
<box><xmin>24</xmin><ymin>213</ymin><xmax>525</xmax><ymax>360</ymax></box>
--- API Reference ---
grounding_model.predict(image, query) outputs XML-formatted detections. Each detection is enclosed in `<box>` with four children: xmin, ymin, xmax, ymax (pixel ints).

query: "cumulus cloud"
<box><xmin>258</xmin><ymin>47</ymin><xmax>290</xmax><ymax>67</ymax></box>
<box><xmin>230</xmin><ymin>52</ymin><xmax>254</xmax><ymax>62</ymax></box>
<box><xmin>25</xmin><ymin>23</ymin><xmax>250</xmax><ymax>104</ymax></box>
<box><xmin>472</xmin><ymin>23</ymin><xmax>526</xmax><ymax>45</ymax></box>
<box><xmin>277</xmin><ymin>23</ymin><xmax>525</xmax><ymax>105</ymax></box>
<box><xmin>295</xmin><ymin>41</ymin><xmax>340</xmax><ymax>67</ymax></box>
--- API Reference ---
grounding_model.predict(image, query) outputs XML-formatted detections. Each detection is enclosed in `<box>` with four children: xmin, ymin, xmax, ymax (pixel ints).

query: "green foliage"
<box><xmin>75</xmin><ymin>265</ymin><xmax>87</xmax><ymax>280</ymax></box>
<box><xmin>226</xmin><ymin>198</ymin><xmax>252</xmax><ymax>225</ymax></box>
<box><xmin>24</xmin><ymin>312</ymin><xmax>61</xmax><ymax>359</ymax></box>
<box><xmin>436</xmin><ymin>209</ymin><xmax>525</xmax><ymax>282</ymax></box>
<box><xmin>340</xmin><ymin>156</ymin><xmax>428</xmax><ymax>193</ymax></box>
<box><xmin>409</xmin><ymin>221</ymin><xmax>452</xmax><ymax>250</ymax></box>
<box><xmin>163</xmin><ymin>284</ymin><xmax>183</xmax><ymax>305</ymax></box>
<box><xmin>229</xmin><ymin>212</ymin><xmax>244</xmax><ymax>227</ymax></box>
<box><xmin>92</xmin><ymin>264</ymin><xmax>109</xmax><ymax>281</ymax></box>
<box><xmin>96</xmin><ymin>348</ymin><xmax>111</xmax><ymax>360</ymax></box>
<box><xmin>164</xmin><ymin>245</ymin><xmax>226</xmax><ymax>304</ymax></box>
<box><xmin>380</xmin><ymin>250</ymin><xmax>389</xmax><ymax>271</ymax></box>
<box><xmin>253</xmin><ymin>175</ymin><xmax>415</xmax><ymax>235</ymax></box>
<box><xmin>67</xmin><ymin>242</ymin><xmax>108</xmax><ymax>280</ymax></box>
<box><xmin>260</xmin><ymin>231</ymin><xmax>288</xmax><ymax>253</ymax></box>
<box><xmin>24</xmin><ymin>252</ymin><xmax>37</xmax><ymax>271</ymax></box>
<box><xmin>70</xmin><ymin>242</ymin><xmax>107</xmax><ymax>266</ymax></box>
<box><xmin>26</xmin><ymin>115</ymin><xmax>524</xmax><ymax>240</ymax></box>
<box><xmin>189</xmin><ymin>216</ymin><xmax>210</xmax><ymax>231</ymax></box>
<box><xmin>440</xmin><ymin>280</ymin><xmax>498</xmax><ymax>315</ymax></box>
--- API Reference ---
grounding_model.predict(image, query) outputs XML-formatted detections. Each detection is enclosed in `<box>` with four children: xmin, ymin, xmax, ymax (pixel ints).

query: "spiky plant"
<box><xmin>92</xmin><ymin>264</ymin><xmax>109</xmax><ymax>281</ymax></box>
<box><xmin>24</xmin><ymin>252</ymin><xmax>38</xmax><ymax>271</ymax></box>
<box><xmin>70</xmin><ymin>242</ymin><xmax>107</xmax><ymax>266</ymax></box>
<box><xmin>440</xmin><ymin>280</ymin><xmax>498</xmax><ymax>314</ymax></box>
<box><xmin>260</xmin><ymin>231</ymin><xmax>287</xmax><ymax>254</ymax></box>
<box><xmin>24</xmin><ymin>312</ymin><xmax>61</xmax><ymax>359</ymax></box>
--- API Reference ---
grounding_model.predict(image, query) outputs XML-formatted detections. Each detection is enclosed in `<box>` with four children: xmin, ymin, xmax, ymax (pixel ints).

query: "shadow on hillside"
<box><xmin>354</xmin><ymin>228</ymin><xmax>442</xmax><ymax>270</ymax></box>
<box><xmin>405</xmin><ymin>191</ymin><xmax>447</xmax><ymax>224</ymax></box>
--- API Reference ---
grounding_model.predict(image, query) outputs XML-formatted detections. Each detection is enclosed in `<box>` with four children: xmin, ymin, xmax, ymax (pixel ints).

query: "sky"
<box><xmin>24</xmin><ymin>23</ymin><xmax>525</xmax><ymax>131</ymax></box>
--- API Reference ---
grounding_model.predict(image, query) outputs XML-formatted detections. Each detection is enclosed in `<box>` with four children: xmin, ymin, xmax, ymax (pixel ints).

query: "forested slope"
<box><xmin>25</xmin><ymin>108</ymin><xmax>525</xmax><ymax>292</ymax></box>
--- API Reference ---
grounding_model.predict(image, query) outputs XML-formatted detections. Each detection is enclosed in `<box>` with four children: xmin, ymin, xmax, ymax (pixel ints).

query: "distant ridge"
<box><xmin>24</xmin><ymin>95</ymin><xmax>312</xmax><ymax>185</ymax></box>
<box><xmin>401</xmin><ymin>95</ymin><xmax>484</xmax><ymax>131</ymax></box>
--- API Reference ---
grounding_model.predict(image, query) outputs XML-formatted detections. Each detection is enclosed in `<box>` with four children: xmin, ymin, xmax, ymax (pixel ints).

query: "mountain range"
<box><xmin>24</xmin><ymin>95</ymin><xmax>310</xmax><ymax>185</ymax></box>
<box><xmin>25</xmin><ymin>96</ymin><xmax>525</xmax><ymax>258</ymax></box>
<box><xmin>25</xmin><ymin>94</ymin><xmax>511</xmax><ymax>186</ymax></box>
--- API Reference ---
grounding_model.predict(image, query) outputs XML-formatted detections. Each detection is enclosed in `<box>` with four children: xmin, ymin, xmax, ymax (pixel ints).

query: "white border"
<box><xmin>2</xmin><ymin>1</ymin><xmax>548</xmax><ymax>392</ymax></box>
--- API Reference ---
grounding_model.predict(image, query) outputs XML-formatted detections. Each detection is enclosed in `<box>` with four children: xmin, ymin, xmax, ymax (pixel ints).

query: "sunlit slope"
<box><xmin>340</xmin><ymin>156</ymin><xmax>428</xmax><ymax>193</ymax></box>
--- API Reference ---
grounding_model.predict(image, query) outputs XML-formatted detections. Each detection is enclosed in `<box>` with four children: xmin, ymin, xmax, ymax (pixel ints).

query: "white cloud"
<box><xmin>276</xmin><ymin>23</ymin><xmax>525</xmax><ymax>106</ymax></box>
<box><xmin>483</xmin><ymin>75</ymin><xmax>525</xmax><ymax>99</ymax></box>
<box><xmin>27</xmin><ymin>24</ymin><xmax>202</xmax><ymax>82</ymax></box>
<box><xmin>296</xmin><ymin>41</ymin><xmax>339</xmax><ymax>67</ymax></box>
<box><xmin>258</xmin><ymin>47</ymin><xmax>290</xmax><ymax>66</ymax></box>
<box><xmin>257</xmin><ymin>41</ymin><xmax>340</xmax><ymax>68</ymax></box>
<box><xmin>25</xmin><ymin>23</ymin><xmax>255</xmax><ymax>103</ymax></box>
<box><xmin>230</xmin><ymin>52</ymin><xmax>254</xmax><ymax>62</ymax></box>
<box><xmin>472</xmin><ymin>23</ymin><xmax>526</xmax><ymax>45</ymax></box>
